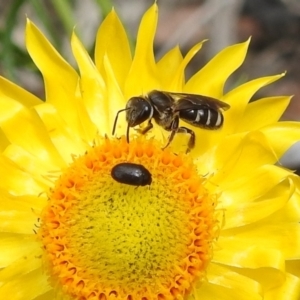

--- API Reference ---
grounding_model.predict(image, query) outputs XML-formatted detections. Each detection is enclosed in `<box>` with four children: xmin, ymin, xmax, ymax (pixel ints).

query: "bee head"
<box><xmin>126</xmin><ymin>97</ymin><xmax>153</xmax><ymax>127</ymax></box>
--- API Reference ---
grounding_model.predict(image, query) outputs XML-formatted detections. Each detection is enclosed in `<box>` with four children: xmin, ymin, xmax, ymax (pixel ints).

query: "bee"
<box><xmin>112</xmin><ymin>90</ymin><xmax>230</xmax><ymax>152</ymax></box>
<box><xmin>111</xmin><ymin>163</ymin><xmax>152</xmax><ymax>186</ymax></box>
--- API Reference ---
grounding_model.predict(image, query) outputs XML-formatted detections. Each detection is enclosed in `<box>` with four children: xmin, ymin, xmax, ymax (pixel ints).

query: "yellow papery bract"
<box><xmin>103</xmin><ymin>55</ymin><xmax>127</xmax><ymax>132</ymax></box>
<box><xmin>0</xmin><ymin>248</ymin><xmax>42</xmax><ymax>281</ymax></box>
<box><xmin>273</xmin><ymin>190</ymin><xmax>300</xmax><ymax>223</ymax></box>
<box><xmin>231</xmin><ymin>266</ymin><xmax>286</xmax><ymax>293</ymax></box>
<box><xmin>0</xmin><ymin>128</ymin><xmax>10</xmax><ymax>153</ymax></box>
<box><xmin>223</xmin><ymin>178</ymin><xmax>294</xmax><ymax>228</ymax></box>
<box><xmin>197</xmin><ymin>282</ymin><xmax>261</xmax><ymax>300</ymax></box>
<box><xmin>287</xmin><ymin>260</ymin><xmax>300</xmax><ymax>278</ymax></box>
<box><xmin>185</xmin><ymin>39</ymin><xmax>250</xmax><ymax>97</ymax></box>
<box><xmin>0</xmin><ymin>102</ymin><xmax>65</xmax><ymax>168</ymax></box>
<box><xmin>33</xmin><ymin>103</ymin><xmax>87</xmax><ymax>163</ymax></box>
<box><xmin>209</xmin><ymin>131</ymin><xmax>278</xmax><ymax>183</ymax></box>
<box><xmin>0</xmin><ymin>77</ymin><xmax>42</xmax><ymax>107</ymax></box>
<box><xmin>25</xmin><ymin>20</ymin><xmax>83</xmax><ymax>137</ymax></box>
<box><xmin>0</xmin><ymin>192</ymin><xmax>46</xmax><ymax>211</ymax></box>
<box><xmin>223</xmin><ymin>74</ymin><xmax>284</xmax><ymax>133</ymax></box>
<box><xmin>169</xmin><ymin>42</ymin><xmax>205</xmax><ymax>91</ymax></box>
<box><xmin>204</xmin><ymin>264</ymin><xmax>262</xmax><ymax>299</ymax></box>
<box><xmin>0</xmin><ymin>156</ymin><xmax>48</xmax><ymax>195</ymax></box>
<box><xmin>214</xmin><ymin>246</ymin><xmax>285</xmax><ymax>272</ymax></box>
<box><xmin>265</xmin><ymin>273</ymin><xmax>300</xmax><ymax>300</ymax></box>
<box><xmin>0</xmin><ymin>234</ymin><xmax>38</xmax><ymax>267</ymax></box>
<box><xmin>214</xmin><ymin>221</ymin><xmax>300</xmax><ymax>271</ymax></box>
<box><xmin>71</xmin><ymin>32</ymin><xmax>106</xmax><ymax>137</ymax></box>
<box><xmin>239</xmin><ymin>96</ymin><xmax>291</xmax><ymax>131</ymax></box>
<box><xmin>0</xmin><ymin>210</ymin><xmax>36</xmax><ymax>234</ymax></box>
<box><xmin>220</xmin><ymin>164</ymin><xmax>296</xmax><ymax>206</ymax></box>
<box><xmin>261</xmin><ymin>122</ymin><xmax>300</xmax><ymax>159</ymax></box>
<box><xmin>157</xmin><ymin>46</ymin><xmax>183</xmax><ymax>88</ymax></box>
<box><xmin>0</xmin><ymin>268</ymin><xmax>51</xmax><ymax>299</ymax></box>
<box><xmin>95</xmin><ymin>9</ymin><xmax>132</xmax><ymax>92</ymax></box>
<box><xmin>125</xmin><ymin>4</ymin><xmax>159</xmax><ymax>97</ymax></box>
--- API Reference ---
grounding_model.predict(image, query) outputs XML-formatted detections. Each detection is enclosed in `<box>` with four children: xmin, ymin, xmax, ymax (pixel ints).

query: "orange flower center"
<box><xmin>38</xmin><ymin>137</ymin><xmax>218</xmax><ymax>300</ymax></box>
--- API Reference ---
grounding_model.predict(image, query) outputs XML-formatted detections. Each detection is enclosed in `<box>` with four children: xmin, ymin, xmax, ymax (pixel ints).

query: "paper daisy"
<box><xmin>0</xmin><ymin>3</ymin><xmax>300</xmax><ymax>300</ymax></box>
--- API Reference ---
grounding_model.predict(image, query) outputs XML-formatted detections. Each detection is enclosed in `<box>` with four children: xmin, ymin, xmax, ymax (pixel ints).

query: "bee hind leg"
<box><xmin>177</xmin><ymin>127</ymin><xmax>195</xmax><ymax>153</ymax></box>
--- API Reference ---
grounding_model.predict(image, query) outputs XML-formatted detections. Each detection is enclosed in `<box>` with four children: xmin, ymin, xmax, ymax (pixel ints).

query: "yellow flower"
<box><xmin>0</xmin><ymin>3</ymin><xmax>300</xmax><ymax>300</ymax></box>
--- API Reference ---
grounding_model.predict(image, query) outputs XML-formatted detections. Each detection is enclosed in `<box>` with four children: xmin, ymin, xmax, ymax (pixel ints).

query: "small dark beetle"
<box><xmin>111</xmin><ymin>163</ymin><xmax>152</xmax><ymax>186</ymax></box>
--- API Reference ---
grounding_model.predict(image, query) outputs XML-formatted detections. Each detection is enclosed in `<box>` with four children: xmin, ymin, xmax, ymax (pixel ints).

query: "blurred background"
<box><xmin>0</xmin><ymin>0</ymin><xmax>300</xmax><ymax>170</ymax></box>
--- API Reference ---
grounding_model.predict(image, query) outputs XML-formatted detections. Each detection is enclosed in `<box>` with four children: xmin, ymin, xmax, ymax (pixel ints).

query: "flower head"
<box><xmin>0</xmin><ymin>3</ymin><xmax>300</xmax><ymax>300</ymax></box>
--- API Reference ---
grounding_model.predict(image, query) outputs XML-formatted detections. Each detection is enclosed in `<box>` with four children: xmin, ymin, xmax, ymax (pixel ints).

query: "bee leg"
<box><xmin>139</xmin><ymin>119</ymin><xmax>153</xmax><ymax>135</ymax></box>
<box><xmin>177</xmin><ymin>127</ymin><xmax>195</xmax><ymax>153</ymax></box>
<box><xmin>162</xmin><ymin>116</ymin><xmax>179</xmax><ymax>150</ymax></box>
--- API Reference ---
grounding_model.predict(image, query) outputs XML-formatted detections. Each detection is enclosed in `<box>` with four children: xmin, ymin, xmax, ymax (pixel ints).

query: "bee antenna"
<box><xmin>112</xmin><ymin>108</ymin><xmax>130</xmax><ymax>136</ymax></box>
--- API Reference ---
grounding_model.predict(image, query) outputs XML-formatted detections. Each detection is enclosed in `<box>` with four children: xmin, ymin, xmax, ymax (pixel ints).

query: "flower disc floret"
<box><xmin>38</xmin><ymin>137</ymin><xmax>218</xmax><ymax>300</ymax></box>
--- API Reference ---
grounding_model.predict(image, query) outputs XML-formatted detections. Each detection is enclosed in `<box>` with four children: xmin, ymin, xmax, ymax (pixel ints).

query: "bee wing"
<box><xmin>166</xmin><ymin>92</ymin><xmax>230</xmax><ymax>111</ymax></box>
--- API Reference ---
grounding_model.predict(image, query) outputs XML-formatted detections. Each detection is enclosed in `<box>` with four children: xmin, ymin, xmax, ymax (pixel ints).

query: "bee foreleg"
<box><xmin>137</xmin><ymin>119</ymin><xmax>153</xmax><ymax>135</ymax></box>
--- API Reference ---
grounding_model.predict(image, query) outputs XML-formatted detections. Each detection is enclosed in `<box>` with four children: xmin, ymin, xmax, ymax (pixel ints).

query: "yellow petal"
<box><xmin>197</xmin><ymin>263</ymin><xmax>262</xmax><ymax>300</ymax></box>
<box><xmin>0</xmin><ymin>156</ymin><xmax>48</xmax><ymax>195</ymax></box>
<box><xmin>265</xmin><ymin>272</ymin><xmax>300</xmax><ymax>300</ymax></box>
<box><xmin>156</xmin><ymin>46</ymin><xmax>183</xmax><ymax>88</ymax></box>
<box><xmin>4</xmin><ymin>144</ymin><xmax>59</xmax><ymax>176</ymax></box>
<box><xmin>220</xmin><ymin>164</ymin><xmax>295</xmax><ymax>206</ymax></box>
<box><xmin>185</xmin><ymin>39</ymin><xmax>250</xmax><ymax>97</ymax></box>
<box><xmin>125</xmin><ymin>4</ymin><xmax>159</xmax><ymax>97</ymax></box>
<box><xmin>25</xmin><ymin>20</ymin><xmax>83</xmax><ymax>135</ymax></box>
<box><xmin>34</xmin><ymin>102</ymin><xmax>87</xmax><ymax>163</ymax></box>
<box><xmin>239</xmin><ymin>96</ymin><xmax>291</xmax><ymax>131</ymax></box>
<box><xmin>0</xmin><ymin>185</ymin><xmax>46</xmax><ymax>235</ymax></box>
<box><xmin>0</xmin><ymin>193</ymin><xmax>46</xmax><ymax>215</ymax></box>
<box><xmin>0</xmin><ymin>234</ymin><xmax>38</xmax><ymax>267</ymax></box>
<box><xmin>0</xmin><ymin>208</ymin><xmax>37</xmax><ymax>234</ymax></box>
<box><xmin>286</xmin><ymin>260</ymin><xmax>300</xmax><ymax>278</ymax></box>
<box><xmin>0</xmin><ymin>268</ymin><xmax>51</xmax><ymax>299</ymax></box>
<box><xmin>0</xmin><ymin>101</ymin><xmax>65</xmax><ymax>168</ymax></box>
<box><xmin>261</xmin><ymin>122</ymin><xmax>300</xmax><ymax>159</ymax></box>
<box><xmin>170</xmin><ymin>42</ymin><xmax>205</xmax><ymax>91</ymax></box>
<box><xmin>95</xmin><ymin>8</ymin><xmax>132</xmax><ymax>91</ymax></box>
<box><xmin>223</xmin><ymin>177</ymin><xmax>294</xmax><ymax>228</ymax></box>
<box><xmin>71</xmin><ymin>32</ymin><xmax>104</xmax><ymax>140</ymax></box>
<box><xmin>272</xmin><ymin>190</ymin><xmax>300</xmax><ymax>223</ymax></box>
<box><xmin>214</xmin><ymin>241</ymin><xmax>285</xmax><ymax>271</ymax></box>
<box><xmin>196</xmin><ymin>282</ymin><xmax>261</xmax><ymax>300</ymax></box>
<box><xmin>218</xmin><ymin>222</ymin><xmax>300</xmax><ymax>265</ymax></box>
<box><xmin>34</xmin><ymin>290</ymin><xmax>55</xmax><ymax>300</ymax></box>
<box><xmin>0</xmin><ymin>128</ymin><xmax>10</xmax><ymax>153</ymax></box>
<box><xmin>223</xmin><ymin>74</ymin><xmax>284</xmax><ymax>134</ymax></box>
<box><xmin>208</xmin><ymin>131</ymin><xmax>278</xmax><ymax>183</ymax></box>
<box><xmin>0</xmin><ymin>76</ymin><xmax>42</xmax><ymax>107</ymax></box>
<box><xmin>230</xmin><ymin>264</ymin><xmax>286</xmax><ymax>292</ymax></box>
<box><xmin>0</xmin><ymin>247</ymin><xmax>42</xmax><ymax>281</ymax></box>
<box><xmin>103</xmin><ymin>55</ymin><xmax>127</xmax><ymax>133</ymax></box>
